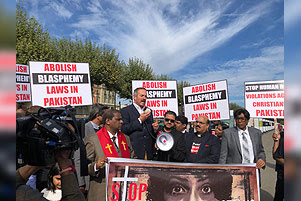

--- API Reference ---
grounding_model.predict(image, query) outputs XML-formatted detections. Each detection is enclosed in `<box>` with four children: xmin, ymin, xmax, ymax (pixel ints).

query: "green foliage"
<box><xmin>90</xmin><ymin>45</ymin><xmax>122</xmax><ymax>91</ymax></box>
<box><xmin>229</xmin><ymin>102</ymin><xmax>244</xmax><ymax>111</ymax></box>
<box><xmin>153</xmin><ymin>74</ymin><xmax>173</xmax><ymax>80</ymax></box>
<box><xmin>0</xmin><ymin>4</ymin><xmax>15</xmax><ymax>48</ymax></box>
<box><xmin>118</xmin><ymin>57</ymin><xmax>154</xmax><ymax>99</ymax></box>
<box><xmin>16</xmin><ymin>7</ymin><xmax>54</xmax><ymax>64</ymax></box>
<box><xmin>177</xmin><ymin>80</ymin><xmax>190</xmax><ymax>105</ymax></box>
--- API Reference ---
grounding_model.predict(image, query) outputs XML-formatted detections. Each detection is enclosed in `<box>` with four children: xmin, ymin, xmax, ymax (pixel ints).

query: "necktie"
<box><xmin>241</xmin><ymin>132</ymin><xmax>250</xmax><ymax>163</ymax></box>
<box><xmin>112</xmin><ymin>136</ymin><xmax>119</xmax><ymax>149</ymax></box>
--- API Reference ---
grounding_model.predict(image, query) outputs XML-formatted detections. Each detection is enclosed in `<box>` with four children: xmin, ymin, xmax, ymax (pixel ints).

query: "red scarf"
<box><xmin>97</xmin><ymin>127</ymin><xmax>130</xmax><ymax>158</ymax></box>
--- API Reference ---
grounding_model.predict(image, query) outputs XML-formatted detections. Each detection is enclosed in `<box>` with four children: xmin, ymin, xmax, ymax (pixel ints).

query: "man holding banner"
<box><xmin>121</xmin><ymin>87</ymin><xmax>159</xmax><ymax>160</ymax></box>
<box><xmin>85</xmin><ymin>109</ymin><xmax>136</xmax><ymax>201</ymax></box>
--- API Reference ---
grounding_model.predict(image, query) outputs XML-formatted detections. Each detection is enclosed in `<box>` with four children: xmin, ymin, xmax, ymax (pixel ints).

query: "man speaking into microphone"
<box><xmin>121</xmin><ymin>87</ymin><xmax>159</xmax><ymax>160</ymax></box>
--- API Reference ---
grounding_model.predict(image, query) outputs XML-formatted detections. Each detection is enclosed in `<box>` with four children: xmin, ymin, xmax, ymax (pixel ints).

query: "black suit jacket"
<box><xmin>121</xmin><ymin>104</ymin><xmax>156</xmax><ymax>159</ymax></box>
<box><xmin>185</xmin><ymin>131</ymin><xmax>221</xmax><ymax>163</ymax></box>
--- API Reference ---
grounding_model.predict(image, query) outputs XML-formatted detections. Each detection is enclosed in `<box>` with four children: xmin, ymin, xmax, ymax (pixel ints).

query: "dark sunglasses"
<box><xmin>164</xmin><ymin>118</ymin><xmax>175</xmax><ymax>123</ymax></box>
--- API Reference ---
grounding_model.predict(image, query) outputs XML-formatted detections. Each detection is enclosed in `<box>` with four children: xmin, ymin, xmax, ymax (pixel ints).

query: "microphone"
<box><xmin>144</xmin><ymin>107</ymin><xmax>151</xmax><ymax>114</ymax></box>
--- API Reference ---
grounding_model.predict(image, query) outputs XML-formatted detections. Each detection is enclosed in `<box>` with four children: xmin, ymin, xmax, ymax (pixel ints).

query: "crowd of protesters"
<box><xmin>16</xmin><ymin>87</ymin><xmax>283</xmax><ymax>201</ymax></box>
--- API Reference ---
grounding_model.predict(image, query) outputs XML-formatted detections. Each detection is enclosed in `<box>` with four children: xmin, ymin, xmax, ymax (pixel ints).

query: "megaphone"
<box><xmin>156</xmin><ymin>132</ymin><xmax>174</xmax><ymax>151</ymax></box>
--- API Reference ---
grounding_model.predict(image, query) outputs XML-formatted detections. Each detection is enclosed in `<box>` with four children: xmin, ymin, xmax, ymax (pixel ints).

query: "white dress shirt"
<box><xmin>90</xmin><ymin>121</ymin><xmax>100</xmax><ymax>130</ymax></box>
<box><xmin>238</xmin><ymin>127</ymin><xmax>255</xmax><ymax>163</ymax></box>
<box><xmin>107</xmin><ymin>130</ymin><xmax>119</xmax><ymax>149</ymax></box>
<box><xmin>133</xmin><ymin>103</ymin><xmax>145</xmax><ymax>124</ymax></box>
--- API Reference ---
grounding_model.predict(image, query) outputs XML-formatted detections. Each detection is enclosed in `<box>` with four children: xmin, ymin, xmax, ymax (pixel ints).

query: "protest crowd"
<box><xmin>16</xmin><ymin>85</ymin><xmax>284</xmax><ymax>201</ymax></box>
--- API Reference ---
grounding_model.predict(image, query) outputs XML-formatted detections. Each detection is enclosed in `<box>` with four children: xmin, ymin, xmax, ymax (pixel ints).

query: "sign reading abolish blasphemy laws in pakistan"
<box><xmin>132</xmin><ymin>80</ymin><xmax>178</xmax><ymax>118</ymax></box>
<box><xmin>16</xmin><ymin>64</ymin><xmax>31</xmax><ymax>102</ymax></box>
<box><xmin>183</xmin><ymin>80</ymin><xmax>230</xmax><ymax>122</ymax></box>
<box><xmin>245</xmin><ymin>80</ymin><xmax>284</xmax><ymax>118</ymax></box>
<box><xmin>29</xmin><ymin>61</ymin><xmax>92</xmax><ymax>107</ymax></box>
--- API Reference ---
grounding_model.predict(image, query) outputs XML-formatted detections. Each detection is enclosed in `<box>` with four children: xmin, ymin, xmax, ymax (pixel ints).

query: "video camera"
<box><xmin>16</xmin><ymin>106</ymin><xmax>88</xmax><ymax>176</ymax></box>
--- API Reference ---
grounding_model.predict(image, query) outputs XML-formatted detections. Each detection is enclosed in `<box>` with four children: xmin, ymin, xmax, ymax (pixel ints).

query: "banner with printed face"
<box><xmin>132</xmin><ymin>80</ymin><xmax>178</xmax><ymax>118</ymax></box>
<box><xmin>183</xmin><ymin>80</ymin><xmax>230</xmax><ymax>122</ymax></box>
<box><xmin>245</xmin><ymin>80</ymin><xmax>284</xmax><ymax>118</ymax></box>
<box><xmin>29</xmin><ymin>61</ymin><xmax>92</xmax><ymax>107</ymax></box>
<box><xmin>16</xmin><ymin>64</ymin><xmax>31</xmax><ymax>102</ymax></box>
<box><xmin>106</xmin><ymin>158</ymin><xmax>260</xmax><ymax>201</ymax></box>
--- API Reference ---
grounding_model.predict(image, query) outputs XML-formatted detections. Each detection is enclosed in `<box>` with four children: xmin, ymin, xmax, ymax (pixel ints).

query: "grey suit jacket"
<box><xmin>85</xmin><ymin>132</ymin><xmax>136</xmax><ymax>201</ymax></box>
<box><xmin>74</xmin><ymin>122</ymin><xmax>97</xmax><ymax>188</ymax></box>
<box><xmin>219</xmin><ymin>127</ymin><xmax>266</xmax><ymax>164</ymax></box>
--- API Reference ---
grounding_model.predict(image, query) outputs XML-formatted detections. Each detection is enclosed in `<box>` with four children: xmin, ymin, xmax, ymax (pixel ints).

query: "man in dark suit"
<box><xmin>121</xmin><ymin>87</ymin><xmax>158</xmax><ymax>160</ymax></box>
<box><xmin>85</xmin><ymin>109</ymin><xmax>136</xmax><ymax>201</ymax></box>
<box><xmin>175</xmin><ymin>115</ymin><xmax>189</xmax><ymax>136</ymax></box>
<box><xmin>156</xmin><ymin>111</ymin><xmax>186</xmax><ymax>162</ymax></box>
<box><xmin>219</xmin><ymin>109</ymin><xmax>266</xmax><ymax>169</ymax></box>
<box><xmin>185</xmin><ymin>116</ymin><xmax>221</xmax><ymax>163</ymax></box>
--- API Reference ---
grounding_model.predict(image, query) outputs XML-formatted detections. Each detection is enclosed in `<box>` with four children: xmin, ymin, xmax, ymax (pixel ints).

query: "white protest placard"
<box><xmin>245</xmin><ymin>80</ymin><xmax>284</xmax><ymax>118</ymax></box>
<box><xmin>16</xmin><ymin>64</ymin><xmax>31</xmax><ymax>102</ymax></box>
<box><xmin>132</xmin><ymin>80</ymin><xmax>178</xmax><ymax>118</ymax></box>
<box><xmin>29</xmin><ymin>61</ymin><xmax>92</xmax><ymax>107</ymax></box>
<box><xmin>183</xmin><ymin>80</ymin><xmax>230</xmax><ymax>122</ymax></box>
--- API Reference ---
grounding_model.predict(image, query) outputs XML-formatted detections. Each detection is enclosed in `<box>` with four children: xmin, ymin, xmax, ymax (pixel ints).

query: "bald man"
<box><xmin>185</xmin><ymin>116</ymin><xmax>221</xmax><ymax>163</ymax></box>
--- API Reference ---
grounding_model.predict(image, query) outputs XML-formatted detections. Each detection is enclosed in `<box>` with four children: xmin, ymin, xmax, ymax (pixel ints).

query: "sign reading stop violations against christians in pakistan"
<box><xmin>183</xmin><ymin>80</ymin><xmax>230</xmax><ymax>122</ymax></box>
<box><xmin>16</xmin><ymin>64</ymin><xmax>31</xmax><ymax>102</ymax></box>
<box><xmin>132</xmin><ymin>80</ymin><xmax>178</xmax><ymax>118</ymax></box>
<box><xmin>29</xmin><ymin>61</ymin><xmax>92</xmax><ymax>107</ymax></box>
<box><xmin>245</xmin><ymin>80</ymin><xmax>284</xmax><ymax>118</ymax></box>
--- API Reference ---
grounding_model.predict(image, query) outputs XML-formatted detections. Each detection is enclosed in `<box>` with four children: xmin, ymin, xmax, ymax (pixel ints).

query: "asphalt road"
<box><xmin>260</xmin><ymin>130</ymin><xmax>277</xmax><ymax>201</ymax></box>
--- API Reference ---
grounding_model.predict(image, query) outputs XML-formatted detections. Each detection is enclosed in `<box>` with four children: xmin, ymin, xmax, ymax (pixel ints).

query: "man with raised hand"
<box><xmin>121</xmin><ymin>87</ymin><xmax>158</xmax><ymax>160</ymax></box>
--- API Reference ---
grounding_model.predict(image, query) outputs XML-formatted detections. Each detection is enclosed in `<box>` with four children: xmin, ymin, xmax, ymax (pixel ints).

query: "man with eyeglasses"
<box><xmin>185</xmin><ymin>116</ymin><xmax>221</xmax><ymax>163</ymax></box>
<box><xmin>219</xmin><ymin>109</ymin><xmax>266</xmax><ymax>170</ymax></box>
<box><xmin>155</xmin><ymin>111</ymin><xmax>186</xmax><ymax>162</ymax></box>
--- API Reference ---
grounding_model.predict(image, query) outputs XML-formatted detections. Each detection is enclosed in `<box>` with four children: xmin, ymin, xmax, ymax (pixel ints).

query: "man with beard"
<box><xmin>155</xmin><ymin>111</ymin><xmax>186</xmax><ymax>162</ymax></box>
<box><xmin>121</xmin><ymin>87</ymin><xmax>159</xmax><ymax>160</ymax></box>
<box><xmin>185</xmin><ymin>116</ymin><xmax>221</xmax><ymax>163</ymax></box>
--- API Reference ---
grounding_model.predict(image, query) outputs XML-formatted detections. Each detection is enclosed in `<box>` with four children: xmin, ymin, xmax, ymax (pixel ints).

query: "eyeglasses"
<box><xmin>164</xmin><ymin>118</ymin><xmax>175</xmax><ymax>123</ymax></box>
<box><xmin>236</xmin><ymin>118</ymin><xmax>247</xmax><ymax>122</ymax></box>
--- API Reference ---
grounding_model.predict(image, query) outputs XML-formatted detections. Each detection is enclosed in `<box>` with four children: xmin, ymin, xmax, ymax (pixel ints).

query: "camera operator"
<box><xmin>16</xmin><ymin>149</ymin><xmax>85</xmax><ymax>201</ymax></box>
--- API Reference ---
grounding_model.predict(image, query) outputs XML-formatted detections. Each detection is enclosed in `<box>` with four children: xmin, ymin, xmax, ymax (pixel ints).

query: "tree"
<box><xmin>177</xmin><ymin>80</ymin><xmax>190</xmax><ymax>114</ymax></box>
<box><xmin>118</xmin><ymin>57</ymin><xmax>154</xmax><ymax>99</ymax></box>
<box><xmin>0</xmin><ymin>4</ymin><xmax>15</xmax><ymax>48</ymax></box>
<box><xmin>229</xmin><ymin>102</ymin><xmax>243</xmax><ymax>111</ymax></box>
<box><xmin>16</xmin><ymin>7</ymin><xmax>54</xmax><ymax>64</ymax></box>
